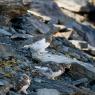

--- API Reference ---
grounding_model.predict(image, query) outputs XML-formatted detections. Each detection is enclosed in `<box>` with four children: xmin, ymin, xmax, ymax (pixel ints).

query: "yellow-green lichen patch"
<box><xmin>0</xmin><ymin>58</ymin><xmax>18</xmax><ymax>78</ymax></box>
<box><xmin>4</xmin><ymin>72</ymin><xmax>13</xmax><ymax>78</ymax></box>
<box><xmin>0</xmin><ymin>59</ymin><xmax>17</xmax><ymax>68</ymax></box>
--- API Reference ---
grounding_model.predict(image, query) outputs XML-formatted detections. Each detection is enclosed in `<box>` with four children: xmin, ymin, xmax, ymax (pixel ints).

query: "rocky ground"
<box><xmin>1</xmin><ymin>0</ymin><xmax>95</xmax><ymax>95</ymax></box>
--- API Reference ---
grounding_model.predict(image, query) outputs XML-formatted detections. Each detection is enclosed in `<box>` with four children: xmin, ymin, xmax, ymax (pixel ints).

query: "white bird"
<box><xmin>34</xmin><ymin>65</ymin><xmax>67</xmax><ymax>80</ymax></box>
<box><xmin>24</xmin><ymin>34</ymin><xmax>52</xmax><ymax>53</ymax></box>
<box><xmin>29</xmin><ymin>38</ymin><xmax>50</xmax><ymax>52</ymax></box>
<box><xmin>16</xmin><ymin>74</ymin><xmax>31</xmax><ymax>94</ymax></box>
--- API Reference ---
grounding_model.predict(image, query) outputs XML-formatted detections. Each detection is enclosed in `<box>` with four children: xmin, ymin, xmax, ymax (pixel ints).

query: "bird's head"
<box><xmin>21</xmin><ymin>74</ymin><xmax>30</xmax><ymax>81</ymax></box>
<box><xmin>46</xmin><ymin>35</ymin><xmax>53</xmax><ymax>43</ymax></box>
<box><xmin>59</xmin><ymin>64</ymin><xmax>71</xmax><ymax>71</ymax></box>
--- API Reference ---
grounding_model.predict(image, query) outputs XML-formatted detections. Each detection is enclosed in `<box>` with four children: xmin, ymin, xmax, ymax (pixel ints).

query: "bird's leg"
<box><xmin>52</xmin><ymin>77</ymin><xmax>56</xmax><ymax>80</ymax></box>
<box><xmin>23</xmin><ymin>90</ymin><xmax>28</xmax><ymax>95</ymax></box>
<box><xmin>52</xmin><ymin>75</ymin><xmax>64</xmax><ymax>80</ymax></box>
<box><xmin>18</xmin><ymin>90</ymin><xmax>21</xmax><ymax>94</ymax></box>
<box><xmin>50</xmin><ymin>76</ymin><xmax>56</xmax><ymax>80</ymax></box>
<box><xmin>51</xmin><ymin>76</ymin><xmax>59</xmax><ymax>80</ymax></box>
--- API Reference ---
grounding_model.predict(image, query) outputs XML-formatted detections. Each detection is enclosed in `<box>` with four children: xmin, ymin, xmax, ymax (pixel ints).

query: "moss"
<box><xmin>0</xmin><ymin>59</ymin><xmax>19</xmax><ymax>78</ymax></box>
<box><xmin>4</xmin><ymin>72</ymin><xmax>12</xmax><ymax>78</ymax></box>
<box><xmin>0</xmin><ymin>58</ymin><xmax>17</xmax><ymax>73</ymax></box>
<box><xmin>0</xmin><ymin>67</ymin><xmax>3</xmax><ymax>71</ymax></box>
<box><xmin>0</xmin><ymin>59</ymin><xmax>16</xmax><ymax>67</ymax></box>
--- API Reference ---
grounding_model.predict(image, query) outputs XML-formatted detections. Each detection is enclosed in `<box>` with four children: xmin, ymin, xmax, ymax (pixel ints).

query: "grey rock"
<box><xmin>37</xmin><ymin>88</ymin><xmax>60</xmax><ymax>95</ymax></box>
<box><xmin>53</xmin><ymin>27</ymin><xmax>73</xmax><ymax>39</ymax></box>
<box><xmin>89</xmin><ymin>0</ymin><xmax>95</xmax><ymax>6</ymax></box>
<box><xmin>69</xmin><ymin>40</ymin><xmax>88</xmax><ymax>50</ymax></box>
<box><xmin>8</xmin><ymin>27</ymin><xmax>17</xmax><ymax>34</ymax></box>
<box><xmin>17</xmin><ymin>29</ymin><xmax>26</xmax><ymax>34</ymax></box>
<box><xmin>0</xmin><ymin>79</ymin><xmax>9</xmax><ymax>86</ymax></box>
<box><xmin>0</xmin><ymin>80</ymin><xmax>7</xmax><ymax>86</ymax></box>
<box><xmin>0</xmin><ymin>72</ymin><xmax>5</xmax><ymax>78</ymax></box>
<box><xmin>8</xmin><ymin>91</ymin><xmax>20</xmax><ymax>95</ymax></box>
<box><xmin>82</xmin><ymin>21</ymin><xmax>95</xmax><ymax>47</ymax></box>
<box><xmin>91</xmin><ymin>85</ymin><xmax>95</xmax><ymax>91</ymax></box>
<box><xmin>0</xmin><ymin>79</ymin><xmax>12</xmax><ymax>95</ymax></box>
<box><xmin>61</xmin><ymin>9</ymin><xmax>86</xmax><ymax>22</ymax></box>
<box><xmin>55</xmin><ymin>0</ymin><xmax>92</xmax><ymax>12</ymax></box>
<box><xmin>11</xmin><ymin>34</ymin><xmax>33</xmax><ymax>40</ymax></box>
<box><xmin>71</xmin><ymin>78</ymin><xmax>88</xmax><ymax>86</ymax></box>
<box><xmin>22</xmin><ymin>0</ymin><xmax>32</xmax><ymax>5</ymax></box>
<box><xmin>0</xmin><ymin>29</ymin><xmax>12</xmax><ymax>36</ymax></box>
<box><xmin>86</xmin><ymin>45</ymin><xmax>95</xmax><ymax>56</ymax></box>
<box><xmin>0</xmin><ymin>43</ymin><xmax>15</xmax><ymax>58</ymax></box>
<box><xmin>51</xmin><ymin>37</ymin><xmax>92</xmax><ymax>63</ymax></box>
<box><xmin>34</xmin><ymin>78</ymin><xmax>42</xmax><ymax>83</ymax></box>
<box><xmin>4</xmin><ymin>67</ymin><xmax>16</xmax><ymax>76</ymax></box>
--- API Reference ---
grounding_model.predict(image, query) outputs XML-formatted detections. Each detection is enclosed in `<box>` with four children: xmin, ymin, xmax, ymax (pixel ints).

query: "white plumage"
<box><xmin>19</xmin><ymin>82</ymin><xmax>30</xmax><ymax>94</ymax></box>
<box><xmin>16</xmin><ymin>74</ymin><xmax>31</xmax><ymax>94</ymax></box>
<box><xmin>24</xmin><ymin>38</ymin><xmax>50</xmax><ymax>53</ymax></box>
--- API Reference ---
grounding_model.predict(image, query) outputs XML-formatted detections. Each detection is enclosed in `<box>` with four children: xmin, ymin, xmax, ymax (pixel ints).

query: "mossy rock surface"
<box><xmin>0</xmin><ymin>58</ymin><xmax>18</xmax><ymax>78</ymax></box>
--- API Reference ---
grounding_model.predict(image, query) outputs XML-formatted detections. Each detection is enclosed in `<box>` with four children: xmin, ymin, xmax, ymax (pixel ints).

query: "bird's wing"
<box><xmin>16</xmin><ymin>79</ymin><xmax>28</xmax><ymax>91</ymax></box>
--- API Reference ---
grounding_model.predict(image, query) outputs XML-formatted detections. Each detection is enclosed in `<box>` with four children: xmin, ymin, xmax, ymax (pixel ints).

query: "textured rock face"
<box><xmin>37</xmin><ymin>88</ymin><xmax>60</xmax><ymax>95</ymax></box>
<box><xmin>22</xmin><ymin>0</ymin><xmax>32</xmax><ymax>4</ymax></box>
<box><xmin>0</xmin><ymin>43</ymin><xmax>15</xmax><ymax>58</ymax></box>
<box><xmin>1</xmin><ymin>0</ymin><xmax>95</xmax><ymax>95</ymax></box>
<box><xmin>0</xmin><ymin>0</ymin><xmax>32</xmax><ymax>5</ymax></box>
<box><xmin>54</xmin><ymin>0</ymin><xmax>94</xmax><ymax>12</ymax></box>
<box><xmin>0</xmin><ymin>0</ymin><xmax>21</xmax><ymax>5</ymax></box>
<box><xmin>0</xmin><ymin>79</ymin><xmax>12</xmax><ymax>95</ymax></box>
<box><xmin>89</xmin><ymin>0</ymin><xmax>95</xmax><ymax>6</ymax></box>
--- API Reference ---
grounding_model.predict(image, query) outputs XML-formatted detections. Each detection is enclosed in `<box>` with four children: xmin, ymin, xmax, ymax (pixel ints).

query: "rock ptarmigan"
<box><xmin>16</xmin><ymin>74</ymin><xmax>31</xmax><ymax>94</ymax></box>
<box><xmin>24</xmin><ymin>33</ymin><xmax>52</xmax><ymax>53</ymax></box>
<box><xmin>34</xmin><ymin>64</ymin><xmax>70</xmax><ymax>80</ymax></box>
